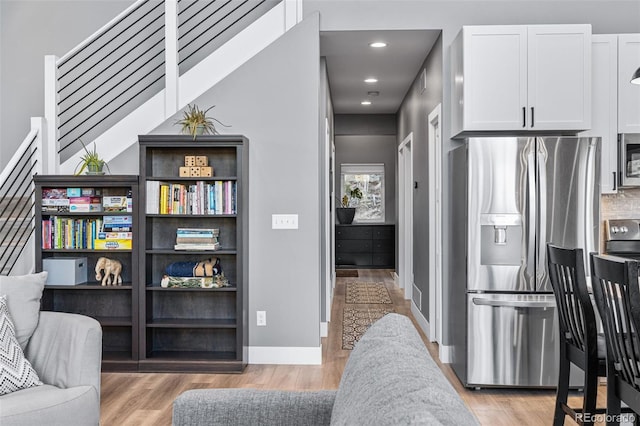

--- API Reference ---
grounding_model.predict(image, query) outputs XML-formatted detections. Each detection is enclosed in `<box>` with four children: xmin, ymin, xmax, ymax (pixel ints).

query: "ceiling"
<box><xmin>320</xmin><ymin>30</ymin><xmax>441</xmax><ymax>114</ymax></box>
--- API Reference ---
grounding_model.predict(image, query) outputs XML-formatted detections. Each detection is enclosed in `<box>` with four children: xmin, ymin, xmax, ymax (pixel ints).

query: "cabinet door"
<box><xmin>527</xmin><ymin>25</ymin><xmax>591</xmax><ymax>131</ymax></box>
<box><xmin>463</xmin><ymin>26</ymin><xmax>528</xmax><ymax>131</ymax></box>
<box><xmin>618</xmin><ymin>34</ymin><xmax>640</xmax><ymax>133</ymax></box>
<box><xmin>580</xmin><ymin>35</ymin><xmax>618</xmax><ymax>194</ymax></box>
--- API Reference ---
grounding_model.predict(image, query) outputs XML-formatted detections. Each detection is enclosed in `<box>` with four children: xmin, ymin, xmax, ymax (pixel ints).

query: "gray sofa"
<box><xmin>173</xmin><ymin>313</ymin><xmax>478</xmax><ymax>425</ymax></box>
<box><xmin>0</xmin><ymin>311</ymin><xmax>102</xmax><ymax>426</ymax></box>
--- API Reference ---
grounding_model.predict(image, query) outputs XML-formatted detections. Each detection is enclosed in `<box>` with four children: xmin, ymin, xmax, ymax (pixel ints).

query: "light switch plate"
<box><xmin>272</xmin><ymin>214</ymin><xmax>298</xmax><ymax>229</ymax></box>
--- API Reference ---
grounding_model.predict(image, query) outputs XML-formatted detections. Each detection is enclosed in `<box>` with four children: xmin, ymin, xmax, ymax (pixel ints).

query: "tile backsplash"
<box><xmin>601</xmin><ymin>188</ymin><xmax>640</xmax><ymax>251</ymax></box>
<box><xmin>601</xmin><ymin>188</ymin><xmax>640</xmax><ymax>220</ymax></box>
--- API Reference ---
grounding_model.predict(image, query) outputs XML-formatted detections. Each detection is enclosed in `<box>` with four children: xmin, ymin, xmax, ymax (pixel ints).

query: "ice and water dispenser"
<box><xmin>480</xmin><ymin>214</ymin><xmax>522</xmax><ymax>266</ymax></box>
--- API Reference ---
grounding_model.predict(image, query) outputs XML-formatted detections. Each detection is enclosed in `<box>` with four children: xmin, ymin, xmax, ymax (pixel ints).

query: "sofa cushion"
<box><xmin>0</xmin><ymin>272</ymin><xmax>47</xmax><ymax>350</ymax></box>
<box><xmin>0</xmin><ymin>296</ymin><xmax>42</xmax><ymax>395</ymax></box>
<box><xmin>330</xmin><ymin>313</ymin><xmax>478</xmax><ymax>426</ymax></box>
<box><xmin>0</xmin><ymin>383</ymin><xmax>98</xmax><ymax>426</ymax></box>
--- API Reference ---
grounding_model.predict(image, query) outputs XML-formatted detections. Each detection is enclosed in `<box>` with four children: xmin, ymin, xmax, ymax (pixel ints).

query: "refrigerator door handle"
<box><xmin>526</xmin><ymin>143</ymin><xmax>536</xmax><ymax>282</ymax></box>
<box><xmin>537</xmin><ymin>143</ymin><xmax>548</xmax><ymax>284</ymax></box>
<box><xmin>472</xmin><ymin>297</ymin><xmax>556</xmax><ymax>309</ymax></box>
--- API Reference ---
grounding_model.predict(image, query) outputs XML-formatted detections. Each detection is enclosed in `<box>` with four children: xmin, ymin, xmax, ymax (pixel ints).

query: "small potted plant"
<box><xmin>74</xmin><ymin>139</ymin><xmax>109</xmax><ymax>175</ymax></box>
<box><xmin>336</xmin><ymin>186</ymin><xmax>363</xmax><ymax>224</ymax></box>
<box><xmin>175</xmin><ymin>104</ymin><xmax>230</xmax><ymax>139</ymax></box>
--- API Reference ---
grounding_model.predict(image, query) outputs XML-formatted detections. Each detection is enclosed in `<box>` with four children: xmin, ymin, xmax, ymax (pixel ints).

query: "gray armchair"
<box><xmin>0</xmin><ymin>311</ymin><xmax>102</xmax><ymax>426</ymax></box>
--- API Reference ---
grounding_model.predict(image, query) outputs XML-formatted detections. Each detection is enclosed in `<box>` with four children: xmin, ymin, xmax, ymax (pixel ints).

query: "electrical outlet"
<box><xmin>257</xmin><ymin>310</ymin><xmax>266</xmax><ymax>326</ymax></box>
<box><xmin>272</xmin><ymin>214</ymin><xmax>298</xmax><ymax>229</ymax></box>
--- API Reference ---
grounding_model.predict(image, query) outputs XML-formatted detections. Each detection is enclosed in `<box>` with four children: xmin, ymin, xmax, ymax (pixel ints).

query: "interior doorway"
<box><xmin>398</xmin><ymin>133</ymin><xmax>414</xmax><ymax>300</ymax></box>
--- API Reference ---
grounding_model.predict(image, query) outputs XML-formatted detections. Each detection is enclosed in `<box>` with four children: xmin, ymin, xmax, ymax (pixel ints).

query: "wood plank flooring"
<box><xmin>101</xmin><ymin>269</ymin><xmax>602</xmax><ymax>425</ymax></box>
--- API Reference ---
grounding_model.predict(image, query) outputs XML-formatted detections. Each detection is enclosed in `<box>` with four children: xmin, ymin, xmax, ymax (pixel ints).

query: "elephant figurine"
<box><xmin>95</xmin><ymin>257</ymin><xmax>123</xmax><ymax>286</ymax></box>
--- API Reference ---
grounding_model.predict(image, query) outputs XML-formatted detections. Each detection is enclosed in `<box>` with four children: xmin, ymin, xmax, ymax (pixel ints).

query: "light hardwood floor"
<box><xmin>101</xmin><ymin>269</ymin><xmax>601</xmax><ymax>425</ymax></box>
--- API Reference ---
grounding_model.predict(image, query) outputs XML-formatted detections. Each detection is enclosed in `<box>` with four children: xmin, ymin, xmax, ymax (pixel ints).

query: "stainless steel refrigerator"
<box><xmin>450</xmin><ymin>136</ymin><xmax>600</xmax><ymax>388</ymax></box>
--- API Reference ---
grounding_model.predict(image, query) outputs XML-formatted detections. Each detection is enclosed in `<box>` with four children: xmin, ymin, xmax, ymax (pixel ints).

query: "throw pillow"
<box><xmin>0</xmin><ymin>295</ymin><xmax>42</xmax><ymax>395</ymax></box>
<box><xmin>0</xmin><ymin>272</ymin><xmax>47</xmax><ymax>350</ymax></box>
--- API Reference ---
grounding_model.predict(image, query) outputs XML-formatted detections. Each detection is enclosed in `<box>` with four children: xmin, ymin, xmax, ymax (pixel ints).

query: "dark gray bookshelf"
<box><xmin>138</xmin><ymin>135</ymin><xmax>248</xmax><ymax>373</ymax></box>
<box><xmin>34</xmin><ymin>175</ymin><xmax>140</xmax><ymax>371</ymax></box>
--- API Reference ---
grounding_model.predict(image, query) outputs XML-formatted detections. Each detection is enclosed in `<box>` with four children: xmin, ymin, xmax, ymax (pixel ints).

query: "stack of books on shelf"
<box><xmin>41</xmin><ymin>187</ymin><xmax>132</xmax><ymax>213</ymax></box>
<box><xmin>94</xmin><ymin>216</ymin><xmax>132</xmax><ymax>250</ymax></box>
<box><xmin>174</xmin><ymin>228</ymin><xmax>220</xmax><ymax>251</ymax></box>
<box><xmin>145</xmin><ymin>181</ymin><xmax>237</xmax><ymax>215</ymax></box>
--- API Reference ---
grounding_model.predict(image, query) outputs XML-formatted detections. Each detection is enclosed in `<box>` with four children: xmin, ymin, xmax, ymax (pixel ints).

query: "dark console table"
<box><xmin>335</xmin><ymin>224</ymin><xmax>395</xmax><ymax>269</ymax></box>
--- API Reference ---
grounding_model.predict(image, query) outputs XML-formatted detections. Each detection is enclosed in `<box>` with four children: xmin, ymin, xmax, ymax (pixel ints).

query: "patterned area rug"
<box><xmin>336</xmin><ymin>269</ymin><xmax>358</xmax><ymax>277</ymax></box>
<box><xmin>345</xmin><ymin>282</ymin><xmax>392</xmax><ymax>304</ymax></box>
<box><xmin>342</xmin><ymin>307</ymin><xmax>395</xmax><ymax>350</ymax></box>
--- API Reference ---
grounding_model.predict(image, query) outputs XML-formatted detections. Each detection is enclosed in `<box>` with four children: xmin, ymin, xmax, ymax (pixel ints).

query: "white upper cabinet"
<box><xmin>618</xmin><ymin>34</ymin><xmax>640</xmax><ymax>133</ymax></box>
<box><xmin>451</xmin><ymin>24</ymin><xmax>592</xmax><ymax>138</ymax></box>
<box><xmin>580</xmin><ymin>35</ymin><xmax>618</xmax><ymax>194</ymax></box>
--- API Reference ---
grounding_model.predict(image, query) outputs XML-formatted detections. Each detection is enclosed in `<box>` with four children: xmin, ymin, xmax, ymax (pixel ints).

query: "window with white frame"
<box><xmin>340</xmin><ymin>163</ymin><xmax>385</xmax><ymax>223</ymax></box>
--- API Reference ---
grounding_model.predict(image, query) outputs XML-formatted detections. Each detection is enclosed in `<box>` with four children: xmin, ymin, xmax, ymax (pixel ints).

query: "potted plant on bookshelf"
<box><xmin>175</xmin><ymin>104</ymin><xmax>230</xmax><ymax>139</ymax></box>
<box><xmin>336</xmin><ymin>186</ymin><xmax>362</xmax><ymax>224</ymax></box>
<box><xmin>74</xmin><ymin>139</ymin><xmax>109</xmax><ymax>175</ymax></box>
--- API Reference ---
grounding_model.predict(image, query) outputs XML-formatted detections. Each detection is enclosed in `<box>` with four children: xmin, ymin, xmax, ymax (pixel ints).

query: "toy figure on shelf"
<box><xmin>95</xmin><ymin>257</ymin><xmax>123</xmax><ymax>286</ymax></box>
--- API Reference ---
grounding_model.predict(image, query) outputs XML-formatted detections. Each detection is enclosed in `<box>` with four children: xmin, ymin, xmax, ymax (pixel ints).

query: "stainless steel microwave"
<box><xmin>619</xmin><ymin>134</ymin><xmax>640</xmax><ymax>187</ymax></box>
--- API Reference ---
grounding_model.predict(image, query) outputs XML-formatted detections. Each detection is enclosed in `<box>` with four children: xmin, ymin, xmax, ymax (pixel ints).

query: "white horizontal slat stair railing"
<box><xmin>0</xmin><ymin>118</ymin><xmax>46</xmax><ymax>275</ymax></box>
<box><xmin>41</xmin><ymin>0</ymin><xmax>302</xmax><ymax>175</ymax></box>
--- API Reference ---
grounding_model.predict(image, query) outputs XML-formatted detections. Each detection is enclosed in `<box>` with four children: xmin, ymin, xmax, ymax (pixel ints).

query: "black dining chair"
<box><xmin>547</xmin><ymin>244</ymin><xmax>607</xmax><ymax>425</ymax></box>
<box><xmin>590</xmin><ymin>253</ymin><xmax>640</xmax><ymax>425</ymax></box>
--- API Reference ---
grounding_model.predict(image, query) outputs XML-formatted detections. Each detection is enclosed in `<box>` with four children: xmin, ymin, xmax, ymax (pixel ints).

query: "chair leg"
<box><xmin>606</xmin><ymin>372</ymin><xmax>621</xmax><ymax>426</ymax></box>
<box><xmin>554</xmin><ymin>354</ymin><xmax>571</xmax><ymax>426</ymax></box>
<box><xmin>582</xmin><ymin>366</ymin><xmax>599</xmax><ymax>426</ymax></box>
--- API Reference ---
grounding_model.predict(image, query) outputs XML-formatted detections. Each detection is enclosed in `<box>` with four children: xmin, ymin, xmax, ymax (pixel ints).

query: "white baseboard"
<box><xmin>391</xmin><ymin>271</ymin><xmax>399</xmax><ymax>285</ymax></box>
<box><xmin>411</xmin><ymin>301</ymin><xmax>431</xmax><ymax>341</ymax></box>
<box><xmin>320</xmin><ymin>322</ymin><xmax>328</xmax><ymax>338</ymax></box>
<box><xmin>439</xmin><ymin>345</ymin><xmax>453</xmax><ymax>363</ymax></box>
<box><xmin>248</xmin><ymin>345</ymin><xmax>322</xmax><ymax>365</ymax></box>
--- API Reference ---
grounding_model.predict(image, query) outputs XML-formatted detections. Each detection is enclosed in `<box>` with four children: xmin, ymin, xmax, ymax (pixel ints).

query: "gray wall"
<box><xmin>397</xmin><ymin>34</ymin><xmax>443</xmax><ymax>323</ymax></box>
<box><xmin>152</xmin><ymin>15</ymin><xmax>321</xmax><ymax>348</ymax></box>
<box><xmin>0</xmin><ymin>0</ymin><xmax>134</xmax><ymax>168</ymax></box>
<box><xmin>334</xmin><ymin>114</ymin><xmax>397</xmax><ymax>225</ymax></box>
<box><xmin>306</xmin><ymin>0</ymin><xmax>640</xmax><ymax>347</ymax></box>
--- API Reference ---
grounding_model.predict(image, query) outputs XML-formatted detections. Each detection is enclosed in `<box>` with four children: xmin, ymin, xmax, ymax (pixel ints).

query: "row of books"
<box><xmin>42</xmin><ymin>188</ymin><xmax>132</xmax><ymax>213</ymax></box>
<box><xmin>42</xmin><ymin>215</ymin><xmax>132</xmax><ymax>250</ymax></box>
<box><xmin>145</xmin><ymin>181</ymin><xmax>236</xmax><ymax>215</ymax></box>
<box><xmin>174</xmin><ymin>228</ymin><xmax>220</xmax><ymax>251</ymax></box>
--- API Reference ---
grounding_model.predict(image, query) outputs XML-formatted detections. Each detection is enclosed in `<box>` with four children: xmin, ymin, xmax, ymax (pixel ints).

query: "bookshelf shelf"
<box><xmin>138</xmin><ymin>135</ymin><xmax>248</xmax><ymax>373</ymax></box>
<box><xmin>34</xmin><ymin>175</ymin><xmax>140</xmax><ymax>372</ymax></box>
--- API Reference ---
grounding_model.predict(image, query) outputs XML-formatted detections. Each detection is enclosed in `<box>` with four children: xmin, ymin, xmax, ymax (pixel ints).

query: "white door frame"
<box><xmin>325</xmin><ymin>117</ymin><xmax>333</xmax><ymax>325</ymax></box>
<box><xmin>428</xmin><ymin>104</ymin><xmax>443</xmax><ymax>344</ymax></box>
<box><xmin>398</xmin><ymin>133</ymin><xmax>414</xmax><ymax>300</ymax></box>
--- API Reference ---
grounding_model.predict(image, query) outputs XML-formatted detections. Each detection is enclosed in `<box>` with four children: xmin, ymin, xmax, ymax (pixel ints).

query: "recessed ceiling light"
<box><xmin>369</xmin><ymin>42</ymin><xmax>387</xmax><ymax>48</ymax></box>
<box><xmin>364</xmin><ymin>78</ymin><xmax>378</xmax><ymax>83</ymax></box>
<box><xmin>361</xmin><ymin>100</ymin><xmax>372</xmax><ymax>105</ymax></box>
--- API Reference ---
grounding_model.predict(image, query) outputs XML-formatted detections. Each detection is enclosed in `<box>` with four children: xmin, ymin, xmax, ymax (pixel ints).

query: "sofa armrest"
<box><xmin>172</xmin><ymin>389</ymin><xmax>336</xmax><ymax>426</ymax></box>
<box><xmin>24</xmin><ymin>311</ymin><xmax>102</xmax><ymax>395</ymax></box>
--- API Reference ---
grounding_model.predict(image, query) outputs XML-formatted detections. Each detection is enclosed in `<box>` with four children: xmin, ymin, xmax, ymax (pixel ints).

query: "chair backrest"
<box><xmin>547</xmin><ymin>244</ymin><xmax>596</xmax><ymax>354</ymax></box>
<box><xmin>590</xmin><ymin>254</ymin><xmax>640</xmax><ymax>388</ymax></box>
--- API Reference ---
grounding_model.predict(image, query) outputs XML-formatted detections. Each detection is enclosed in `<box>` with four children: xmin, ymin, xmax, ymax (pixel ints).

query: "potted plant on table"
<box><xmin>74</xmin><ymin>139</ymin><xmax>109</xmax><ymax>176</ymax></box>
<box><xmin>336</xmin><ymin>186</ymin><xmax>363</xmax><ymax>224</ymax></box>
<box><xmin>175</xmin><ymin>104</ymin><xmax>230</xmax><ymax>139</ymax></box>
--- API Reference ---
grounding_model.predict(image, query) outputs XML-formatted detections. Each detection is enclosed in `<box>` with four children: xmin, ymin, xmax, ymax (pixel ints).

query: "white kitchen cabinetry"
<box><xmin>451</xmin><ymin>24</ymin><xmax>591</xmax><ymax>138</ymax></box>
<box><xmin>580</xmin><ymin>35</ymin><xmax>618</xmax><ymax>194</ymax></box>
<box><xmin>618</xmin><ymin>34</ymin><xmax>640</xmax><ymax>133</ymax></box>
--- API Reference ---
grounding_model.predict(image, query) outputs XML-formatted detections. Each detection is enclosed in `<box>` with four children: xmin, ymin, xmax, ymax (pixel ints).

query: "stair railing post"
<box><xmin>44</xmin><ymin>55</ymin><xmax>60</xmax><ymax>174</ymax></box>
<box><xmin>31</xmin><ymin>117</ymin><xmax>46</xmax><ymax>177</ymax></box>
<box><xmin>284</xmin><ymin>0</ymin><xmax>303</xmax><ymax>31</ymax></box>
<box><xmin>165</xmin><ymin>0</ymin><xmax>179</xmax><ymax>117</ymax></box>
